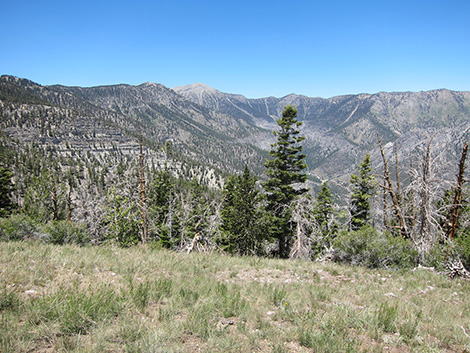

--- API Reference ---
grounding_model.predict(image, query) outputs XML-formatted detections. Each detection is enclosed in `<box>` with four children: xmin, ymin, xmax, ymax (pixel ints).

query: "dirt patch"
<box><xmin>215</xmin><ymin>267</ymin><xmax>351</xmax><ymax>285</ymax></box>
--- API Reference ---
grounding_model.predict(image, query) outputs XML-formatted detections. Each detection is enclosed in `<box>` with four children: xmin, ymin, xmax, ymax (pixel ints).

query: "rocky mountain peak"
<box><xmin>172</xmin><ymin>83</ymin><xmax>219</xmax><ymax>95</ymax></box>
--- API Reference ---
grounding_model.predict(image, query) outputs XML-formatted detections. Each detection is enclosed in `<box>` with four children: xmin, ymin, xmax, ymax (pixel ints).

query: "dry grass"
<box><xmin>1</xmin><ymin>241</ymin><xmax>469</xmax><ymax>352</ymax></box>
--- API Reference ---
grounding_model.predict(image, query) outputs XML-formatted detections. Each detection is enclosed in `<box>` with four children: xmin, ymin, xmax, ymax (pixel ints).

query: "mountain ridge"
<box><xmin>173</xmin><ymin>82</ymin><xmax>470</xmax><ymax>188</ymax></box>
<box><xmin>2</xmin><ymin>75</ymin><xmax>470</xmax><ymax>194</ymax></box>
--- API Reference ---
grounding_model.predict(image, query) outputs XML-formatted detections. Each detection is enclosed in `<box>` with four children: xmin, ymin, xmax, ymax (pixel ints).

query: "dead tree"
<box><xmin>395</xmin><ymin>141</ymin><xmax>403</xmax><ymax>206</ymax></box>
<box><xmin>382</xmin><ymin>167</ymin><xmax>390</xmax><ymax>230</ymax></box>
<box><xmin>382</xmin><ymin>140</ymin><xmax>403</xmax><ymax>229</ymax></box>
<box><xmin>406</xmin><ymin>158</ymin><xmax>417</xmax><ymax>231</ymax></box>
<box><xmin>407</xmin><ymin>135</ymin><xmax>446</xmax><ymax>257</ymax></box>
<box><xmin>139</xmin><ymin>134</ymin><xmax>148</xmax><ymax>245</ymax></box>
<box><xmin>50</xmin><ymin>176</ymin><xmax>59</xmax><ymax>221</ymax></box>
<box><xmin>418</xmin><ymin>137</ymin><xmax>433</xmax><ymax>239</ymax></box>
<box><xmin>66</xmin><ymin>181</ymin><xmax>72</xmax><ymax>222</ymax></box>
<box><xmin>447</xmin><ymin>142</ymin><xmax>468</xmax><ymax>239</ymax></box>
<box><xmin>185</xmin><ymin>200</ymin><xmax>222</xmax><ymax>254</ymax></box>
<box><xmin>72</xmin><ymin>179</ymin><xmax>107</xmax><ymax>243</ymax></box>
<box><xmin>289</xmin><ymin>195</ymin><xmax>314</xmax><ymax>260</ymax></box>
<box><xmin>377</xmin><ymin>133</ymin><xmax>409</xmax><ymax>238</ymax></box>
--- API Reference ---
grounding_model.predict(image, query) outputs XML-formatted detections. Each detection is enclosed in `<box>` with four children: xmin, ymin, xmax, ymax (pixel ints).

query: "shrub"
<box><xmin>422</xmin><ymin>237</ymin><xmax>470</xmax><ymax>272</ymax></box>
<box><xmin>454</xmin><ymin>234</ymin><xmax>470</xmax><ymax>269</ymax></box>
<box><xmin>333</xmin><ymin>226</ymin><xmax>418</xmax><ymax>269</ymax></box>
<box><xmin>40</xmin><ymin>220</ymin><xmax>90</xmax><ymax>245</ymax></box>
<box><xmin>420</xmin><ymin>242</ymin><xmax>451</xmax><ymax>271</ymax></box>
<box><xmin>0</xmin><ymin>214</ymin><xmax>39</xmax><ymax>241</ymax></box>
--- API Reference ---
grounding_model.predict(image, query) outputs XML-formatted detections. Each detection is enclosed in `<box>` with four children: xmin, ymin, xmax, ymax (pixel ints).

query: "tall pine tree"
<box><xmin>0</xmin><ymin>166</ymin><xmax>14</xmax><ymax>217</ymax></box>
<box><xmin>313</xmin><ymin>181</ymin><xmax>337</xmax><ymax>242</ymax></box>
<box><xmin>263</xmin><ymin>105</ymin><xmax>308</xmax><ymax>258</ymax></box>
<box><xmin>350</xmin><ymin>154</ymin><xmax>376</xmax><ymax>230</ymax></box>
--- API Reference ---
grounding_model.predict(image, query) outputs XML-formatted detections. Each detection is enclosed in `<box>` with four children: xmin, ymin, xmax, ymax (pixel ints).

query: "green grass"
<box><xmin>1</xmin><ymin>241</ymin><xmax>469</xmax><ymax>352</ymax></box>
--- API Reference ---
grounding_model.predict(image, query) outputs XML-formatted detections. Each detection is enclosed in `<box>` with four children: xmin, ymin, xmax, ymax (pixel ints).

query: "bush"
<box><xmin>0</xmin><ymin>215</ymin><xmax>90</xmax><ymax>246</ymax></box>
<box><xmin>333</xmin><ymin>226</ymin><xmax>418</xmax><ymax>269</ymax></box>
<box><xmin>421</xmin><ymin>236</ymin><xmax>470</xmax><ymax>272</ymax></box>
<box><xmin>454</xmin><ymin>234</ymin><xmax>470</xmax><ymax>269</ymax></box>
<box><xmin>0</xmin><ymin>214</ymin><xmax>39</xmax><ymax>241</ymax></box>
<box><xmin>420</xmin><ymin>242</ymin><xmax>451</xmax><ymax>271</ymax></box>
<box><xmin>40</xmin><ymin>220</ymin><xmax>90</xmax><ymax>245</ymax></box>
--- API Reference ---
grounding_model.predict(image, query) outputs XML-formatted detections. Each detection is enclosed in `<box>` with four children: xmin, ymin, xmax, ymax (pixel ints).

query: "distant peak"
<box><xmin>172</xmin><ymin>83</ymin><xmax>219</xmax><ymax>94</ymax></box>
<box><xmin>139</xmin><ymin>82</ymin><xmax>160</xmax><ymax>88</ymax></box>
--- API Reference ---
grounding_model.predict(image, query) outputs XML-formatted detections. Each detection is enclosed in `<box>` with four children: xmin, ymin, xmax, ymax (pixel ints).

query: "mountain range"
<box><xmin>173</xmin><ymin>83</ymin><xmax>470</xmax><ymax>186</ymax></box>
<box><xmin>1</xmin><ymin>75</ymin><xmax>470</xmax><ymax>193</ymax></box>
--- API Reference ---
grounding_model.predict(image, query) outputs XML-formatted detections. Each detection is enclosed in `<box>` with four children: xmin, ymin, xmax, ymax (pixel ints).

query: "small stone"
<box><xmin>216</xmin><ymin>318</ymin><xmax>234</xmax><ymax>330</ymax></box>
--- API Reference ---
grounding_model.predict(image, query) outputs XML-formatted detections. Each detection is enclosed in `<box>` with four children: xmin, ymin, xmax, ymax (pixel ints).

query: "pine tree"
<box><xmin>313</xmin><ymin>182</ymin><xmax>337</xmax><ymax>241</ymax></box>
<box><xmin>263</xmin><ymin>105</ymin><xmax>309</xmax><ymax>258</ymax></box>
<box><xmin>0</xmin><ymin>166</ymin><xmax>14</xmax><ymax>217</ymax></box>
<box><xmin>220</xmin><ymin>166</ymin><xmax>262</xmax><ymax>255</ymax></box>
<box><xmin>350</xmin><ymin>154</ymin><xmax>376</xmax><ymax>230</ymax></box>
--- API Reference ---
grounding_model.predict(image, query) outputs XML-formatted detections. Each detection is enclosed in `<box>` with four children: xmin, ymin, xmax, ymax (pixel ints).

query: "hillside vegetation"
<box><xmin>1</xmin><ymin>76</ymin><xmax>470</xmax><ymax>352</ymax></box>
<box><xmin>1</xmin><ymin>241</ymin><xmax>469</xmax><ymax>352</ymax></box>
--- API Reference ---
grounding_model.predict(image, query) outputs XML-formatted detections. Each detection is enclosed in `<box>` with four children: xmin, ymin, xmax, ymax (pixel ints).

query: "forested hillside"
<box><xmin>0</xmin><ymin>75</ymin><xmax>268</xmax><ymax>177</ymax></box>
<box><xmin>0</xmin><ymin>75</ymin><xmax>469</xmax><ymax>278</ymax></box>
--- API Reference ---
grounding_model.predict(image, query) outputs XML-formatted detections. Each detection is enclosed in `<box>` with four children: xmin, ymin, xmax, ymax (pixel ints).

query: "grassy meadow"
<box><xmin>1</xmin><ymin>241</ymin><xmax>469</xmax><ymax>352</ymax></box>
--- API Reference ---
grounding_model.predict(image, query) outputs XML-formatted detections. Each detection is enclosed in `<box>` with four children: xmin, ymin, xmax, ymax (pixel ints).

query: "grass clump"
<box><xmin>298</xmin><ymin>318</ymin><xmax>356</xmax><ymax>353</ymax></box>
<box><xmin>375</xmin><ymin>302</ymin><xmax>398</xmax><ymax>333</ymax></box>
<box><xmin>0</xmin><ymin>285</ymin><xmax>21</xmax><ymax>312</ymax></box>
<box><xmin>29</xmin><ymin>285</ymin><xmax>122</xmax><ymax>335</ymax></box>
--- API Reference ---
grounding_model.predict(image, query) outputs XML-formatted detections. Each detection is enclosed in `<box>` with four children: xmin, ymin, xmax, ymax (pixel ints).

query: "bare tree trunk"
<box><xmin>382</xmin><ymin>169</ymin><xmax>389</xmax><ymax>230</ymax></box>
<box><xmin>66</xmin><ymin>182</ymin><xmax>72</xmax><ymax>222</ymax></box>
<box><xmin>50</xmin><ymin>178</ymin><xmax>59</xmax><ymax>221</ymax></box>
<box><xmin>447</xmin><ymin>142</ymin><xmax>468</xmax><ymax>239</ymax></box>
<box><xmin>165</xmin><ymin>193</ymin><xmax>175</xmax><ymax>243</ymax></box>
<box><xmin>377</xmin><ymin>133</ymin><xmax>409</xmax><ymax>238</ymax></box>
<box><xmin>408</xmin><ymin>158</ymin><xmax>417</xmax><ymax>231</ymax></box>
<box><xmin>139</xmin><ymin>134</ymin><xmax>148</xmax><ymax>245</ymax></box>
<box><xmin>185</xmin><ymin>200</ymin><xmax>221</xmax><ymax>254</ymax></box>
<box><xmin>409</xmin><ymin>135</ymin><xmax>447</xmax><ymax>257</ymax></box>
<box><xmin>418</xmin><ymin>137</ymin><xmax>433</xmax><ymax>239</ymax></box>
<box><xmin>395</xmin><ymin>141</ymin><xmax>402</xmax><ymax>206</ymax></box>
<box><xmin>289</xmin><ymin>196</ymin><xmax>314</xmax><ymax>260</ymax></box>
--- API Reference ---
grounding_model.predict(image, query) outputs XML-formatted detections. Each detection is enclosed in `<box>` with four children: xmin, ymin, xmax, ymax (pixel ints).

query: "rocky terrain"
<box><xmin>174</xmin><ymin>84</ymin><xmax>470</xmax><ymax>188</ymax></box>
<box><xmin>2</xmin><ymin>75</ymin><xmax>470</xmax><ymax>192</ymax></box>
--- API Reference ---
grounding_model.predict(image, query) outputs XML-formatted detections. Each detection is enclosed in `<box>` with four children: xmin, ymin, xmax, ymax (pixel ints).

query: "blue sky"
<box><xmin>2</xmin><ymin>0</ymin><xmax>469</xmax><ymax>98</ymax></box>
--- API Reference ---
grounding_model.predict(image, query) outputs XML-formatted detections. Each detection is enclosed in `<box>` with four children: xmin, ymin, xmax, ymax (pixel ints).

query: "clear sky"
<box><xmin>1</xmin><ymin>0</ymin><xmax>469</xmax><ymax>98</ymax></box>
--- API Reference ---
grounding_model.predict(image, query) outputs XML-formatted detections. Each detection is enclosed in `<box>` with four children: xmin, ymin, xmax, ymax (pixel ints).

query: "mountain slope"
<box><xmin>2</xmin><ymin>75</ymin><xmax>470</xmax><ymax>194</ymax></box>
<box><xmin>173</xmin><ymin>84</ymin><xmax>470</xmax><ymax>185</ymax></box>
<box><xmin>0</xmin><ymin>76</ymin><xmax>269</xmax><ymax>178</ymax></box>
